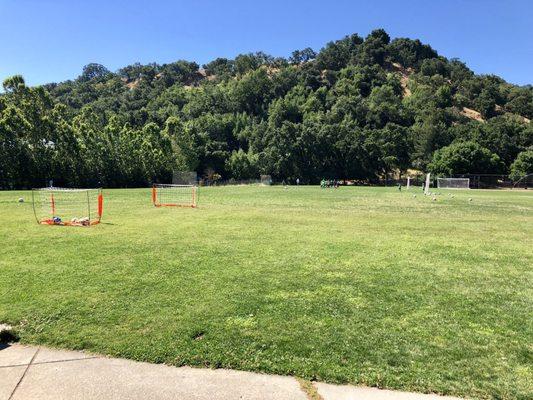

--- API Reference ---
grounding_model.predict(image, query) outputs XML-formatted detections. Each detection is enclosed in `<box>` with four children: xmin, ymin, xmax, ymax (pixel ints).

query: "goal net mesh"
<box><xmin>260</xmin><ymin>175</ymin><xmax>272</xmax><ymax>185</ymax></box>
<box><xmin>437</xmin><ymin>178</ymin><xmax>470</xmax><ymax>189</ymax></box>
<box><xmin>32</xmin><ymin>187</ymin><xmax>103</xmax><ymax>226</ymax></box>
<box><xmin>152</xmin><ymin>184</ymin><xmax>197</xmax><ymax>207</ymax></box>
<box><xmin>172</xmin><ymin>171</ymin><xmax>197</xmax><ymax>185</ymax></box>
<box><xmin>513</xmin><ymin>173</ymin><xmax>533</xmax><ymax>189</ymax></box>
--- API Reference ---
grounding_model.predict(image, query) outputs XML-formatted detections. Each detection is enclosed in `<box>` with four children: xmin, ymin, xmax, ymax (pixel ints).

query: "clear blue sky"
<box><xmin>1</xmin><ymin>0</ymin><xmax>531</xmax><ymax>86</ymax></box>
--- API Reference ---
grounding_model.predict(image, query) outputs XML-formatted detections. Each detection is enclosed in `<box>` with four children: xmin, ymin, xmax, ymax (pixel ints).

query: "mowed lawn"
<box><xmin>0</xmin><ymin>186</ymin><xmax>531</xmax><ymax>399</ymax></box>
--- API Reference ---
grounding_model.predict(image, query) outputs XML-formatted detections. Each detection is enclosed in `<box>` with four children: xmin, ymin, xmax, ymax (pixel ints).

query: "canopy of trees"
<box><xmin>1</xmin><ymin>29</ymin><xmax>531</xmax><ymax>188</ymax></box>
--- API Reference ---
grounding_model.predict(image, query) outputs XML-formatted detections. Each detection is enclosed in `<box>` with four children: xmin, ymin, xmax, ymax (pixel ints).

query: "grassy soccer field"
<box><xmin>0</xmin><ymin>186</ymin><xmax>531</xmax><ymax>399</ymax></box>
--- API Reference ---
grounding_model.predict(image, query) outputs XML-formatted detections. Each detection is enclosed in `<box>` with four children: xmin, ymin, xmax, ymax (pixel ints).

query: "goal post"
<box><xmin>32</xmin><ymin>187</ymin><xmax>103</xmax><ymax>226</ymax></box>
<box><xmin>152</xmin><ymin>184</ymin><xmax>197</xmax><ymax>208</ymax></box>
<box><xmin>437</xmin><ymin>177</ymin><xmax>470</xmax><ymax>189</ymax></box>
<box><xmin>424</xmin><ymin>173</ymin><xmax>431</xmax><ymax>195</ymax></box>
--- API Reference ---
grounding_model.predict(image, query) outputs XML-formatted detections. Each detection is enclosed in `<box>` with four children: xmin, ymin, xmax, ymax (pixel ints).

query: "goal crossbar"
<box><xmin>152</xmin><ymin>184</ymin><xmax>197</xmax><ymax>208</ymax></box>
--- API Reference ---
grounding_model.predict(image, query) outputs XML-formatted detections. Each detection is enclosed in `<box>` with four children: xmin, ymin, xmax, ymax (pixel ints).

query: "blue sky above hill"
<box><xmin>1</xmin><ymin>0</ymin><xmax>531</xmax><ymax>86</ymax></box>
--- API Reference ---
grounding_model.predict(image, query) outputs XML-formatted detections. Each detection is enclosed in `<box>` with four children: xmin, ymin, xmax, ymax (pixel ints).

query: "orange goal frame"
<box><xmin>152</xmin><ymin>184</ymin><xmax>197</xmax><ymax>208</ymax></box>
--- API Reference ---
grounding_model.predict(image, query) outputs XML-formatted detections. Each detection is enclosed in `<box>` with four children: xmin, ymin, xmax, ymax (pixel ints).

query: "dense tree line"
<box><xmin>1</xmin><ymin>29</ymin><xmax>532</xmax><ymax>188</ymax></box>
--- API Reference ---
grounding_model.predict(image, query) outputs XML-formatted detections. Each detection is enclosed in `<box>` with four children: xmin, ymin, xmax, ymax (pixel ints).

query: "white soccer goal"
<box><xmin>32</xmin><ymin>187</ymin><xmax>103</xmax><ymax>226</ymax></box>
<box><xmin>152</xmin><ymin>184</ymin><xmax>197</xmax><ymax>208</ymax></box>
<box><xmin>437</xmin><ymin>178</ymin><xmax>470</xmax><ymax>189</ymax></box>
<box><xmin>260</xmin><ymin>175</ymin><xmax>272</xmax><ymax>185</ymax></box>
<box><xmin>172</xmin><ymin>171</ymin><xmax>197</xmax><ymax>185</ymax></box>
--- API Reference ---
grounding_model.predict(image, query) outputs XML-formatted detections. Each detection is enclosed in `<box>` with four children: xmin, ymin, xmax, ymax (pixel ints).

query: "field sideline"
<box><xmin>0</xmin><ymin>186</ymin><xmax>531</xmax><ymax>399</ymax></box>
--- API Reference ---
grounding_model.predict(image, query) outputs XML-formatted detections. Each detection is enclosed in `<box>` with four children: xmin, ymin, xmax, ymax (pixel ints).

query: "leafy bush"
<box><xmin>509</xmin><ymin>150</ymin><xmax>533</xmax><ymax>181</ymax></box>
<box><xmin>429</xmin><ymin>141</ymin><xmax>503</xmax><ymax>175</ymax></box>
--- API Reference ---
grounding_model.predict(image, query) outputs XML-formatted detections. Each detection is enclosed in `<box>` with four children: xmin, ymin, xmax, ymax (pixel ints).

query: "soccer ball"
<box><xmin>18</xmin><ymin>198</ymin><xmax>24</xmax><ymax>203</ymax></box>
<box><xmin>468</xmin><ymin>198</ymin><xmax>473</xmax><ymax>202</ymax></box>
<box><xmin>413</xmin><ymin>194</ymin><xmax>416</xmax><ymax>198</ymax></box>
<box><xmin>432</xmin><ymin>197</ymin><xmax>437</xmax><ymax>201</ymax></box>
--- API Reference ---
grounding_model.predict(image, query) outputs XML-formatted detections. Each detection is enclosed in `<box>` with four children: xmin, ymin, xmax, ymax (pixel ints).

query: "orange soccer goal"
<box><xmin>32</xmin><ymin>187</ymin><xmax>103</xmax><ymax>226</ymax></box>
<box><xmin>152</xmin><ymin>184</ymin><xmax>197</xmax><ymax>208</ymax></box>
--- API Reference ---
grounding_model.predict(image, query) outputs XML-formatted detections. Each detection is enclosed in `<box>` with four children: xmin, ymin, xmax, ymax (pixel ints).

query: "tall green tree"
<box><xmin>429</xmin><ymin>141</ymin><xmax>503</xmax><ymax>175</ymax></box>
<box><xmin>509</xmin><ymin>150</ymin><xmax>533</xmax><ymax>181</ymax></box>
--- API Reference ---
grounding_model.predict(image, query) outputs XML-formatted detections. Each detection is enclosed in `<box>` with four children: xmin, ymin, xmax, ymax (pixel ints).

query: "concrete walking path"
<box><xmin>0</xmin><ymin>343</ymin><xmax>462</xmax><ymax>400</ymax></box>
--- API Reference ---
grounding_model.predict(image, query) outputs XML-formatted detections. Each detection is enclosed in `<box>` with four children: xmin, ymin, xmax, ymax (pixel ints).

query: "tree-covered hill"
<box><xmin>1</xmin><ymin>29</ymin><xmax>532</xmax><ymax>188</ymax></box>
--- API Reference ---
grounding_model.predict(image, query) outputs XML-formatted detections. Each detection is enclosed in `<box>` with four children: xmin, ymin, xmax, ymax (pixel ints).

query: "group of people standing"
<box><xmin>320</xmin><ymin>179</ymin><xmax>340</xmax><ymax>188</ymax></box>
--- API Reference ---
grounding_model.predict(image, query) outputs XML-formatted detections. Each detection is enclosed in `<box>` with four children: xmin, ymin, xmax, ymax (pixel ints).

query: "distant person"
<box><xmin>398</xmin><ymin>183</ymin><xmax>402</xmax><ymax>191</ymax></box>
<box><xmin>296</xmin><ymin>178</ymin><xmax>300</xmax><ymax>186</ymax></box>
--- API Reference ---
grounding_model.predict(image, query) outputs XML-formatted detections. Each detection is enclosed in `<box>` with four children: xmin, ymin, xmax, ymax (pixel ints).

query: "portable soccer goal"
<box><xmin>172</xmin><ymin>171</ymin><xmax>197</xmax><ymax>185</ymax></box>
<box><xmin>260</xmin><ymin>175</ymin><xmax>272</xmax><ymax>185</ymax></box>
<box><xmin>32</xmin><ymin>187</ymin><xmax>103</xmax><ymax>226</ymax></box>
<box><xmin>437</xmin><ymin>177</ymin><xmax>470</xmax><ymax>189</ymax></box>
<box><xmin>152</xmin><ymin>184</ymin><xmax>197</xmax><ymax>208</ymax></box>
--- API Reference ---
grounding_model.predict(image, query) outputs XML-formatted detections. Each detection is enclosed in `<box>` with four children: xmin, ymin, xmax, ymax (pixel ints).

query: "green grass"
<box><xmin>1</xmin><ymin>186</ymin><xmax>532</xmax><ymax>399</ymax></box>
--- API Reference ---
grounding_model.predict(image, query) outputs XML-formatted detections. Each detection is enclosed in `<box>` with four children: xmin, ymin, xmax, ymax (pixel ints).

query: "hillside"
<box><xmin>1</xmin><ymin>29</ymin><xmax>532</xmax><ymax>188</ymax></box>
